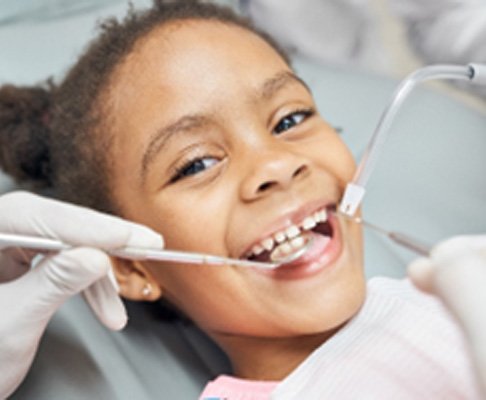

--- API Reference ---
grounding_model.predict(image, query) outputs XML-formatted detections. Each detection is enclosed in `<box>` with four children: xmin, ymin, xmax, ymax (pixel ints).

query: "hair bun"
<box><xmin>0</xmin><ymin>83</ymin><xmax>52</xmax><ymax>186</ymax></box>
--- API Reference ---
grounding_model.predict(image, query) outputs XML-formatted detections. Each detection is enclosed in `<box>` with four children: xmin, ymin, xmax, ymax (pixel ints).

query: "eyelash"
<box><xmin>169</xmin><ymin>108</ymin><xmax>315</xmax><ymax>183</ymax></box>
<box><xmin>170</xmin><ymin>156</ymin><xmax>219</xmax><ymax>183</ymax></box>
<box><xmin>273</xmin><ymin>108</ymin><xmax>315</xmax><ymax>135</ymax></box>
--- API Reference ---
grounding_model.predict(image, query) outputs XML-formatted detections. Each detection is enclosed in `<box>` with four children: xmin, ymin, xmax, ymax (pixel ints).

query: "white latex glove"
<box><xmin>0</xmin><ymin>191</ymin><xmax>163</xmax><ymax>398</ymax></box>
<box><xmin>408</xmin><ymin>235</ymin><xmax>486</xmax><ymax>397</ymax></box>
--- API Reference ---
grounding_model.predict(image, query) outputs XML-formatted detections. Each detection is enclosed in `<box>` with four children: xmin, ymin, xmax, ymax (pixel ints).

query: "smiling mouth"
<box><xmin>242</xmin><ymin>204</ymin><xmax>335</xmax><ymax>264</ymax></box>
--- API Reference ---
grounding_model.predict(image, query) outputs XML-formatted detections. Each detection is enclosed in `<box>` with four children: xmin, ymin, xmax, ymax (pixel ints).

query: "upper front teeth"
<box><xmin>261</xmin><ymin>237</ymin><xmax>274</xmax><ymax>251</ymax></box>
<box><xmin>274</xmin><ymin>231</ymin><xmax>286</xmax><ymax>243</ymax></box>
<box><xmin>252</xmin><ymin>244</ymin><xmax>265</xmax><ymax>255</ymax></box>
<box><xmin>302</xmin><ymin>216</ymin><xmax>316</xmax><ymax>230</ymax></box>
<box><xmin>286</xmin><ymin>225</ymin><xmax>300</xmax><ymax>239</ymax></box>
<box><xmin>248</xmin><ymin>207</ymin><xmax>329</xmax><ymax>258</ymax></box>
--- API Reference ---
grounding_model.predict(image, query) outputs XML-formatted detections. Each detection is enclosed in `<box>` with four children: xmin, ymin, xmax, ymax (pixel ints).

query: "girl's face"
<box><xmin>108</xmin><ymin>20</ymin><xmax>365</xmax><ymax>341</ymax></box>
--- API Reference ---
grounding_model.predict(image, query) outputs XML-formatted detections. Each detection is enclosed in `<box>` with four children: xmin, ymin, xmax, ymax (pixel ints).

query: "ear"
<box><xmin>111</xmin><ymin>258</ymin><xmax>163</xmax><ymax>301</ymax></box>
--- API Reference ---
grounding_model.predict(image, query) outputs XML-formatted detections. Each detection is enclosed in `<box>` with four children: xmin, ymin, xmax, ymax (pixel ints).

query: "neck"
<box><xmin>212</xmin><ymin>327</ymin><xmax>341</xmax><ymax>381</ymax></box>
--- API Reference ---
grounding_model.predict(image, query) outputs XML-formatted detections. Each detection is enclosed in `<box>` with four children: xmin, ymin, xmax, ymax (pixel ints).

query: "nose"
<box><xmin>240</xmin><ymin>146</ymin><xmax>310</xmax><ymax>201</ymax></box>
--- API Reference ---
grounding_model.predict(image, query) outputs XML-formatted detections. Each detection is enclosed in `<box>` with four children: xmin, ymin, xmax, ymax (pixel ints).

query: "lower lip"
<box><xmin>257</xmin><ymin>213</ymin><xmax>343</xmax><ymax>280</ymax></box>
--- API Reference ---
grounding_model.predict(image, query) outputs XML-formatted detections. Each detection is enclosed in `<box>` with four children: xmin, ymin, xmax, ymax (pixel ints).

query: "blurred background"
<box><xmin>1</xmin><ymin>0</ymin><xmax>485</xmax><ymax>110</ymax></box>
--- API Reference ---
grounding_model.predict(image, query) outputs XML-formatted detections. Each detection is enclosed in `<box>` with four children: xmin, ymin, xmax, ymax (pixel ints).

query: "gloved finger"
<box><xmin>429</xmin><ymin>253</ymin><xmax>486</xmax><ymax>337</ymax></box>
<box><xmin>410</xmin><ymin>236</ymin><xmax>486</xmax><ymax>328</ymax></box>
<box><xmin>0</xmin><ymin>191</ymin><xmax>163</xmax><ymax>249</ymax></box>
<box><xmin>432</xmin><ymin>235</ymin><xmax>486</xmax><ymax>265</ymax></box>
<box><xmin>18</xmin><ymin>248</ymin><xmax>113</xmax><ymax>322</ymax></box>
<box><xmin>407</xmin><ymin>257</ymin><xmax>435</xmax><ymax>293</ymax></box>
<box><xmin>409</xmin><ymin>236</ymin><xmax>486</xmax><ymax>295</ymax></box>
<box><xmin>82</xmin><ymin>276</ymin><xmax>127</xmax><ymax>331</ymax></box>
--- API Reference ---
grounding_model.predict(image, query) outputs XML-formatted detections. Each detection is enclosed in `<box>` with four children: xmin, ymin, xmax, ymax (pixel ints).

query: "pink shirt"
<box><xmin>199</xmin><ymin>278</ymin><xmax>481</xmax><ymax>400</ymax></box>
<box><xmin>200</xmin><ymin>376</ymin><xmax>277</xmax><ymax>400</ymax></box>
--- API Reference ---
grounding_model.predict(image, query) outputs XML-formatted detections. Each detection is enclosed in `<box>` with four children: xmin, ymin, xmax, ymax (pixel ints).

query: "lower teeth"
<box><xmin>270</xmin><ymin>234</ymin><xmax>307</xmax><ymax>262</ymax></box>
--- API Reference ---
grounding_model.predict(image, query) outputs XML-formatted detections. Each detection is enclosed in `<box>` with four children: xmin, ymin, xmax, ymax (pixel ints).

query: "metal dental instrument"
<box><xmin>336</xmin><ymin>213</ymin><xmax>431</xmax><ymax>256</ymax></box>
<box><xmin>0</xmin><ymin>232</ymin><xmax>314</xmax><ymax>270</ymax></box>
<box><xmin>339</xmin><ymin>63</ymin><xmax>486</xmax><ymax>217</ymax></box>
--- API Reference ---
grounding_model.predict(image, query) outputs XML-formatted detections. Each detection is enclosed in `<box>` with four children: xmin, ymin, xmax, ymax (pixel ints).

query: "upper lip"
<box><xmin>237</xmin><ymin>198</ymin><xmax>336</xmax><ymax>259</ymax></box>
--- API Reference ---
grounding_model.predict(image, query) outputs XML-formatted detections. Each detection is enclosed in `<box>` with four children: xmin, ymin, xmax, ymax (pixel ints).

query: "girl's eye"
<box><xmin>170</xmin><ymin>157</ymin><xmax>219</xmax><ymax>183</ymax></box>
<box><xmin>273</xmin><ymin>108</ymin><xmax>314</xmax><ymax>135</ymax></box>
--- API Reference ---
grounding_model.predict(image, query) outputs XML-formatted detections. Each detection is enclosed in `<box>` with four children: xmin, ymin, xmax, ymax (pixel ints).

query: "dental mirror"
<box><xmin>268</xmin><ymin>233</ymin><xmax>315</xmax><ymax>266</ymax></box>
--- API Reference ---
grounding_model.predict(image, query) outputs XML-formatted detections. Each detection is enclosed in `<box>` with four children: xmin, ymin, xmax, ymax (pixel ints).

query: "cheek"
<box><xmin>154</xmin><ymin>187</ymin><xmax>234</xmax><ymax>253</ymax></box>
<box><xmin>306</xmin><ymin>131</ymin><xmax>356</xmax><ymax>184</ymax></box>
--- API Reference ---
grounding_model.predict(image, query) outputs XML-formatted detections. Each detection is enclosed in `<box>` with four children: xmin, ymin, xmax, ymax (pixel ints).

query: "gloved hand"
<box><xmin>408</xmin><ymin>235</ymin><xmax>486</xmax><ymax>396</ymax></box>
<box><xmin>0</xmin><ymin>191</ymin><xmax>163</xmax><ymax>398</ymax></box>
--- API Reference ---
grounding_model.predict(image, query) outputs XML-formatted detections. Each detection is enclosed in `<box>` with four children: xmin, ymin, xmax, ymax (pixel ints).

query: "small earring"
<box><xmin>142</xmin><ymin>283</ymin><xmax>153</xmax><ymax>297</ymax></box>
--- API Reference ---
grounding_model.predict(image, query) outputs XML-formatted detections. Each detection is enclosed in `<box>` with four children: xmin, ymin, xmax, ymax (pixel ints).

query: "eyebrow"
<box><xmin>141</xmin><ymin>114</ymin><xmax>208</xmax><ymax>179</ymax></box>
<box><xmin>140</xmin><ymin>71</ymin><xmax>311</xmax><ymax>181</ymax></box>
<box><xmin>261</xmin><ymin>71</ymin><xmax>311</xmax><ymax>99</ymax></box>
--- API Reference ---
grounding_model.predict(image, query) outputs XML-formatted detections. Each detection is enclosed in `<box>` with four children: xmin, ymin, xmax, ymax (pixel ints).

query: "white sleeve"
<box><xmin>390</xmin><ymin>0</ymin><xmax>486</xmax><ymax>98</ymax></box>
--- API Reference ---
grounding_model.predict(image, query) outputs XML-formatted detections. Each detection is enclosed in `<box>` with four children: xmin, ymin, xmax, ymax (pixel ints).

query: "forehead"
<box><xmin>109</xmin><ymin>20</ymin><xmax>290</xmax><ymax>106</ymax></box>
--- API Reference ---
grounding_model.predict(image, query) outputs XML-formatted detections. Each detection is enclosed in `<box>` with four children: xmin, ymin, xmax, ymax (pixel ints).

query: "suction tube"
<box><xmin>339</xmin><ymin>64</ymin><xmax>486</xmax><ymax>217</ymax></box>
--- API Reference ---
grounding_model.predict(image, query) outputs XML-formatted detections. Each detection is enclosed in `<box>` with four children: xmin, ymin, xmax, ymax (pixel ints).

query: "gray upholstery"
<box><xmin>12</xmin><ymin>300</ymin><xmax>231</xmax><ymax>399</ymax></box>
<box><xmin>1</xmin><ymin>1</ymin><xmax>486</xmax><ymax>399</ymax></box>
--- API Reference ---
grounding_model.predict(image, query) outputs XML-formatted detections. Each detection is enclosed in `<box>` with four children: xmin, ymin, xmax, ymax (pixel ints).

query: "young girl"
<box><xmin>0</xmin><ymin>1</ymin><xmax>480</xmax><ymax>398</ymax></box>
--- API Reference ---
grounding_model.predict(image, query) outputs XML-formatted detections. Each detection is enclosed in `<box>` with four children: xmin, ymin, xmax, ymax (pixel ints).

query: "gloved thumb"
<box><xmin>408</xmin><ymin>235</ymin><xmax>486</xmax><ymax>295</ymax></box>
<box><xmin>408</xmin><ymin>237</ymin><xmax>486</xmax><ymax>329</ymax></box>
<box><xmin>18</xmin><ymin>247</ymin><xmax>122</xmax><ymax>325</ymax></box>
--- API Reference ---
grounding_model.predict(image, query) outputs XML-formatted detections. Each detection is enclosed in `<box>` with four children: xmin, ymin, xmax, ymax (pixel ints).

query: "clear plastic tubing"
<box><xmin>339</xmin><ymin>64</ymin><xmax>481</xmax><ymax>217</ymax></box>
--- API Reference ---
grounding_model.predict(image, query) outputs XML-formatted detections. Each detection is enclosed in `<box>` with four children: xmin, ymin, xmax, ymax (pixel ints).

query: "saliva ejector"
<box><xmin>339</xmin><ymin>63</ymin><xmax>486</xmax><ymax>217</ymax></box>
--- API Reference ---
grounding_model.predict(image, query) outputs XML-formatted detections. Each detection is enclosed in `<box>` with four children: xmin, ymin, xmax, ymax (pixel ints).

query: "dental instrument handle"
<box><xmin>361</xmin><ymin>219</ymin><xmax>431</xmax><ymax>256</ymax></box>
<box><xmin>110</xmin><ymin>247</ymin><xmax>278</xmax><ymax>269</ymax></box>
<box><xmin>339</xmin><ymin>63</ymin><xmax>486</xmax><ymax>217</ymax></box>
<box><xmin>336</xmin><ymin>213</ymin><xmax>431</xmax><ymax>257</ymax></box>
<box><xmin>388</xmin><ymin>231</ymin><xmax>430</xmax><ymax>257</ymax></box>
<box><xmin>0</xmin><ymin>232</ymin><xmax>70</xmax><ymax>252</ymax></box>
<box><xmin>0</xmin><ymin>232</ymin><xmax>278</xmax><ymax>270</ymax></box>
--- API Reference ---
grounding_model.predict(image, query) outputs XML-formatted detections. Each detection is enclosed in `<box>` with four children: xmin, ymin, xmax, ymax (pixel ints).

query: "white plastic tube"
<box><xmin>339</xmin><ymin>64</ymin><xmax>486</xmax><ymax>216</ymax></box>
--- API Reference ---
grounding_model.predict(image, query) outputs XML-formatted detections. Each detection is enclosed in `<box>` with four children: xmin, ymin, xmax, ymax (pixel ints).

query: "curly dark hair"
<box><xmin>0</xmin><ymin>0</ymin><xmax>289</xmax><ymax>214</ymax></box>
